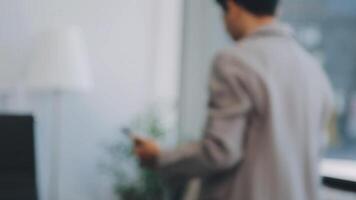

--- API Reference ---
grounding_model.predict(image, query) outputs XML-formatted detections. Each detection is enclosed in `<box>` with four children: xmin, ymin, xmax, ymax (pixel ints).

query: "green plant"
<box><xmin>102</xmin><ymin>110</ymin><xmax>169</xmax><ymax>200</ymax></box>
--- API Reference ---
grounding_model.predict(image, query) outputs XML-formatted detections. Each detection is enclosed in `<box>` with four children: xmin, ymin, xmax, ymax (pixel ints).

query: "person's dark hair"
<box><xmin>216</xmin><ymin>0</ymin><xmax>279</xmax><ymax>16</ymax></box>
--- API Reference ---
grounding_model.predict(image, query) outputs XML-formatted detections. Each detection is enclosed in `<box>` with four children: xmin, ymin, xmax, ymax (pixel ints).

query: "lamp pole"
<box><xmin>48</xmin><ymin>91</ymin><xmax>62</xmax><ymax>200</ymax></box>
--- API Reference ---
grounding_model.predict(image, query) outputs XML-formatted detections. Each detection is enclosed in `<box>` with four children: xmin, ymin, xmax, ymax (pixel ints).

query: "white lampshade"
<box><xmin>27</xmin><ymin>26</ymin><xmax>92</xmax><ymax>93</ymax></box>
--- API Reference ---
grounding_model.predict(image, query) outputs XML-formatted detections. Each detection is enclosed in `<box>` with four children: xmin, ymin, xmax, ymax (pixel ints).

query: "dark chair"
<box><xmin>0</xmin><ymin>115</ymin><xmax>37</xmax><ymax>200</ymax></box>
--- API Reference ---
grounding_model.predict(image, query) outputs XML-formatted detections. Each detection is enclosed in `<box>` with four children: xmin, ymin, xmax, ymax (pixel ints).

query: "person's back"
<box><xmin>209</xmin><ymin>22</ymin><xmax>334</xmax><ymax>200</ymax></box>
<box><xmin>133</xmin><ymin>1</ymin><xmax>334</xmax><ymax>200</ymax></box>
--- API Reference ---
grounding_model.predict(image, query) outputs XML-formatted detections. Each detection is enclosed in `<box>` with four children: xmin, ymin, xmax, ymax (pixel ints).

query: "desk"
<box><xmin>321</xmin><ymin>159</ymin><xmax>356</xmax><ymax>192</ymax></box>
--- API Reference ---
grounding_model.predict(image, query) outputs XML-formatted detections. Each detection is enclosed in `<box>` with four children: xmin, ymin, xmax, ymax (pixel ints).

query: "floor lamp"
<box><xmin>26</xmin><ymin>26</ymin><xmax>92</xmax><ymax>200</ymax></box>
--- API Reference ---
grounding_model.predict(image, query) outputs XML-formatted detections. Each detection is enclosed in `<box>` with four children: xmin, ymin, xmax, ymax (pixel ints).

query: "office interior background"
<box><xmin>0</xmin><ymin>0</ymin><xmax>355</xmax><ymax>200</ymax></box>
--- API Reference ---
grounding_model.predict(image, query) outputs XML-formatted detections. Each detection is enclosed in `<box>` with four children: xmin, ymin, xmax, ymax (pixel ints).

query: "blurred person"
<box><xmin>134</xmin><ymin>0</ymin><xmax>334</xmax><ymax>199</ymax></box>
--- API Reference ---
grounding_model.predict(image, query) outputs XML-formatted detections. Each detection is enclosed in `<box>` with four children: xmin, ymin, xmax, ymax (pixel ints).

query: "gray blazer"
<box><xmin>157</xmin><ymin>22</ymin><xmax>334</xmax><ymax>200</ymax></box>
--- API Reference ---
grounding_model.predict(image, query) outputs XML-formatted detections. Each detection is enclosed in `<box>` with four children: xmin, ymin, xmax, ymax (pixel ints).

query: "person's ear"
<box><xmin>228</xmin><ymin>0</ymin><xmax>240</xmax><ymax>9</ymax></box>
<box><xmin>226</xmin><ymin>0</ymin><xmax>241</xmax><ymax>16</ymax></box>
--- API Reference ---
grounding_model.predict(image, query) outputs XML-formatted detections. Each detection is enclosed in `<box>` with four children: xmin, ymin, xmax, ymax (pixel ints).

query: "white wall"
<box><xmin>0</xmin><ymin>0</ymin><xmax>182</xmax><ymax>199</ymax></box>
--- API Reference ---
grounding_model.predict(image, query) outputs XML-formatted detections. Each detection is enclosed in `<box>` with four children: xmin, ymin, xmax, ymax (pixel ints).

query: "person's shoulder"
<box><xmin>214</xmin><ymin>43</ymin><xmax>259</xmax><ymax>70</ymax></box>
<box><xmin>214</xmin><ymin>39</ymin><xmax>260</xmax><ymax>61</ymax></box>
<box><xmin>213</xmin><ymin>45</ymin><xmax>263</xmax><ymax>82</ymax></box>
<box><xmin>213</xmin><ymin>47</ymin><xmax>239</xmax><ymax>74</ymax></box>
<box><xmin>214</xmin><ymin>45</ymin><xmax>244</xmax><ymax>66</ymax></box>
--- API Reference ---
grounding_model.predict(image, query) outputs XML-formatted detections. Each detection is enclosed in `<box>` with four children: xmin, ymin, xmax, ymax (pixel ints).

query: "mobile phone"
<box><xmin>121</xmin><ymin>127</ymin><xmax>135</xmax><ymax>139</ymax></box>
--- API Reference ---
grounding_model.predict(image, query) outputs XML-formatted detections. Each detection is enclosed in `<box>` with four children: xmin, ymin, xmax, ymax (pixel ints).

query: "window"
<box><xmin>282</xmin><ymin>0</ymin><xmax>356</xmax><ymax>161</ymax></box>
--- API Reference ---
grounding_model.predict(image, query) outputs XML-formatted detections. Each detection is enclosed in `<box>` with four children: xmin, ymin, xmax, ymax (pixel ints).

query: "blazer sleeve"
<box><xmin>156</xmin><ymin>51</ymin><xmax>254</xmax><ymax>178</ymax></box>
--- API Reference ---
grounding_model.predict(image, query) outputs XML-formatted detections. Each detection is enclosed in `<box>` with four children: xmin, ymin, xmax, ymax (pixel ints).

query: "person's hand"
<box><xmin>133</xmin><ymin>137</ymin><xmax>160</xmax><ymax>169</ymax></box>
